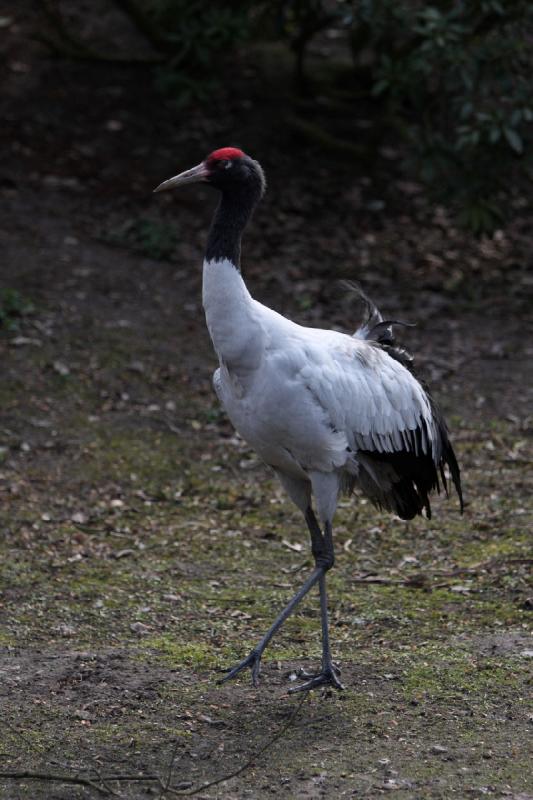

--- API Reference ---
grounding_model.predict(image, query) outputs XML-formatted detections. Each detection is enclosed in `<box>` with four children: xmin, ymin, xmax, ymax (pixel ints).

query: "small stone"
<box><xmin>430</xmin><ymin>744</ymin><xmax>448</xmax><ymax>755</ymax></box>
<box><xmin>53</xmin><ymin>360</ymin><xmax>70</xmax><ymax>376</ymax></box>
<box><xmin>74</xmin><ymin>709</ymin><xmax>93</xmax><ymax>721</ymax></box>
<box><xmin>128</xmin><ymin>360</ymin><xmax>145</xmax><ymax>373</ymax></box>
<box><xmin>56</xmin><ymin>623</ymin><xmax>76</xmax><ymax>637</ymax></box>
<box><xmin>115</xmin><ymin>549</ymin><xmax>135</xmax><ymax>559</ymax></box>
<box><xmin>130</xmin><ymin>621</ymin><xmax>150</xmax><ymax>635</ymax></box>
<box><xmin>10</xmin><ymin>60</ymin><xmax>31</xmax><ymax>73</ymax></box>
<box><xmin>11</xmin><ymin>336</ymin><xmax>42</xmax><ymax>347</ymax></box>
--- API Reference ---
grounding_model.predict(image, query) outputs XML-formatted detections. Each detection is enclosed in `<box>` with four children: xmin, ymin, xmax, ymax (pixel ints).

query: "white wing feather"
<box><xmin>234</xmin><ymin>301</ymin><xmax>438</xmax><ymax>467</ymax></box>
<box><xmin>296</xmin><ymin>333</ymin><xmax>436</xmax><ymax>455</ymax></box>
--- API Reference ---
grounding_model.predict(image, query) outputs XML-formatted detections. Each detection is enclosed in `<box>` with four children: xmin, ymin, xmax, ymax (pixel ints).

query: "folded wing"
<box><xmin>298</xmin><ymin>304</ymin><xmax>463</xmax><ymax>520</ymax></box>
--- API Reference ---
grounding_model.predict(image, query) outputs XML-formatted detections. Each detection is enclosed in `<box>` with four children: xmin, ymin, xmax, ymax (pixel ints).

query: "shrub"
<box><xmin>349</xmin><ymin>0</ymin><xmax>533</xmax><ymax>231</ymax></box>
<box><xmin>0</xmin><ymin>289</ymin><xmax>34</xmax><ymax>331</ymax></box>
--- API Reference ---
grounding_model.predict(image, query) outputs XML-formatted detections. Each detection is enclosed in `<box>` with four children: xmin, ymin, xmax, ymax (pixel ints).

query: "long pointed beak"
<box><xmin>153</xmin><ymin>162</ymin><xmax>209</xmax><ymax>193</ymax></box>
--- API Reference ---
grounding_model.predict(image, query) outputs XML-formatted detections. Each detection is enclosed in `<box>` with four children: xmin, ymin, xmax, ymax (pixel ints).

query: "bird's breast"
<box><xmin>215</xmin><ymin>356</ymin><xmax>350</xmax><ymax>477</ymax></box>
<box><xmin>202</xmin><ymin>258</ymin><xmax>264</xmax><ymax>377</ymax></box>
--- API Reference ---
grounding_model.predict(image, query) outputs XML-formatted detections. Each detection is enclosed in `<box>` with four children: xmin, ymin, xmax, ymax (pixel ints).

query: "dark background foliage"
<box><xmin>36</xmin><ymin>0</ymin><xmax>533</xmax><ymax>233</ymax></box>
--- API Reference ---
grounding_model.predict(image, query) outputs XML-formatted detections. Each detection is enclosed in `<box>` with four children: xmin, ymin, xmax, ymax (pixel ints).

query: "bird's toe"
<box><xmin>218</xmin><ymin>650</ymin><xmax>262</xmax><ymax>687</ymax></box>
<box><xmin>288</xmin><ymin>664</ymin><xmax>344</xmax><ymax>693</ymax></box>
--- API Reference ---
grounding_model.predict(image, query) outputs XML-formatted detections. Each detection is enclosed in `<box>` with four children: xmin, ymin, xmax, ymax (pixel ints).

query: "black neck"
<box><xmin>205</xmin><ymin>184</ymin><xmax>261</xmax><ymax>268</ymax></box>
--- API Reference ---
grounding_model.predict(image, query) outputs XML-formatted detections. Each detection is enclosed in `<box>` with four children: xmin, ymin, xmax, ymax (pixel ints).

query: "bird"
<box><xmin>154</xmin><ymin>147</ymin><xmax>463</xmax><ymax>692</ymax></box>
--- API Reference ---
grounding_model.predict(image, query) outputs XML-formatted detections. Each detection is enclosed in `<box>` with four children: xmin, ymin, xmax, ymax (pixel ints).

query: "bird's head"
<box><xmin>154</xmin><ymin>147</ymin><xmax>266</xmax><ymax>199</ymax></box>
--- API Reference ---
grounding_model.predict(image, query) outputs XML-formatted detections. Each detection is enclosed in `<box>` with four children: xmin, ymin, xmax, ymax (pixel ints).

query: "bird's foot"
<box><xmin>218</xmin><ymin>649</ymin><xmax>262</xmax><ymax>687</ymax></box>
<box><xmin>289</xmin><ymin>662</ymin><xmax>344</xmax><ymax>693</ymax></box>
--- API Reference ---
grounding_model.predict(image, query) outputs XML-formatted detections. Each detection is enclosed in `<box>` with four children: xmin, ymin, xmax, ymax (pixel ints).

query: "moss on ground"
<box><xmin>0</xmin><ymin>358</ymin><xmax>531</xmax><ymax>798</ymax></box>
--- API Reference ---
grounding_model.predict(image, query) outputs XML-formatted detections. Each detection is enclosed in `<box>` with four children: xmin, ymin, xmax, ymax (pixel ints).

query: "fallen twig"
<box><xmin>0</xmin><ymin>695</ymin><xmax>309</xmax><ymax>798</ymax></box>
<box><xmin>349</xmin><ymin>557</ymin><xmax>533</xmax><ymax>589</ymax></box>
<box><xmin>433</xmin><ymin>556</ymin><xmax>533</xmax><ymax>576</ymax></box>
<box><xmin>0</xmin><ymin>771</ymin><xmax>111</xmax><ymax>796</ymax></box>
<box><xmin>0</xmin><ymin>718</ymin><xmax>45</xmax><ymax>754</ymax></box>
<box><xmin>158</xmin><ymin>739</ymin><xmax>181</xmax><ymax>799</ymax></box>
<box><xmin>175</xmin><ymin>692</ymin><xmax>310</xmax><ymax>796</ymax></box>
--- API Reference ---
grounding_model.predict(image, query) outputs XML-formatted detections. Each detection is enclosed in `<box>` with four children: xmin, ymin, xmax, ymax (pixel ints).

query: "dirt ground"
<box><xmin>1</xmin><ymin>6</ymin><xmax>532</xmax><ymax>799</ymax></box>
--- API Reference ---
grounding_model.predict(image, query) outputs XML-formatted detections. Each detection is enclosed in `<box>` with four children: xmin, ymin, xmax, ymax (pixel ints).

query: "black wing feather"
<box><xmin>344</xmin><ymin>282</ymin><xmax>463</xmax><ymax>520</ymax></box>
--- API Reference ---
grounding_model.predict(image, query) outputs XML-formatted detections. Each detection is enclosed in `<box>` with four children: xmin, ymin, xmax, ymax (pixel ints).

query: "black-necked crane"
<box><xmin>154</xmin><ymin>147</ymin><xmax>463</xmax><ymax>692</ymax></box>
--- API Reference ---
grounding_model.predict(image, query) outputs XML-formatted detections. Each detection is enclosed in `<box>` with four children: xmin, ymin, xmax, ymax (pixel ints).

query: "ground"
<box><xmin>0</xmin><ymin>6</ymin><xmax>532</xmax><ymax>799</ymax></box>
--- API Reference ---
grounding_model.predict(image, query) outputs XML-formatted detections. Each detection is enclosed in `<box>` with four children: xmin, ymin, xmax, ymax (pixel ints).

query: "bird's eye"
<box><xmin>221</xmin><ymin>160</ymin><xmax>232</xmax><ymax>170</ymax></box>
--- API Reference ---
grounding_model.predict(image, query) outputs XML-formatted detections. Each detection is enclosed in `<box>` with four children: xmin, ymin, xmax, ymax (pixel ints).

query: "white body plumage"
<box><xmin>204</xmin><ymin>257</ymin><xmax>438</xmax><ymax>522</ymax></box>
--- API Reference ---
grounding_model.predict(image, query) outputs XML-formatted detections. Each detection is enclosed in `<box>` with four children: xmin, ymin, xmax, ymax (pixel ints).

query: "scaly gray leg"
<box><xmin>218</xmin><ymin>565</ymin><xmax>324</xmax><ymax>687</ymax></box>
<box><xmin>290</xmin><ymin>517</ymin><xmax>344</xmax><ymax>692</ymax></box>
<box><xmin>219</xmin><ymin>509</ymin><xmax>343</xmax><ymax>690</ymax></box>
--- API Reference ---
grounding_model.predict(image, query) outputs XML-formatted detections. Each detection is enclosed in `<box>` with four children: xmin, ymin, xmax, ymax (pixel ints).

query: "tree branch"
<box><xmin>177</xmin><ymin>692</ymin><xmax>309</xmax><ymax>796</ymax></box>
<box><xmin>0</xmin><ymin>696</ymin><xmax>309</xmax><ymax>798</ymax></box>
<box><xmin>0</xmin><ymin>771</ymin><xmax>111</xmax><ymax>796</ymax></box>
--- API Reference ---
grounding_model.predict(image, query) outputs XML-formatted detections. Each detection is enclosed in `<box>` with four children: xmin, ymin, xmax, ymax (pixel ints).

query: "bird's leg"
<box><xmin>219</xmin><ymin>509</ymin><xmax>343</xmax><ymax>690</ymax></box>
<box><xmin>218</xmin><ymin>565</ymin><xmax>323</xmax><ymax>687</ymax></box>
<box><xmin>318</xmin><ymin>521</ymin><xmax>343</xmax><ymax>683</ymax></box>
<box><xmin>290</xmin><ymin>515</ymin><xmax>344</xmax><ymax>693</ymax></box>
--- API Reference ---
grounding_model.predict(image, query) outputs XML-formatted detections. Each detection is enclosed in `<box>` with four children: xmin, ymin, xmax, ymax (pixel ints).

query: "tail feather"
<box><xmin>343</xmin><ymin>281</ymin><xmax>464</xmax><ymax>518</ymax></box>
<box><xmin>440</xmin><ymin>431</ymin><xmax>464</xmax><ymax>513</ymax></box>
<box><xmin>347</xmin><ymin>281</ymin><xmax>415</xmax><ymax>370</ymax></box>
<box><xmin>354</xmin><ymin>427</ymin><xmax>463</xmax><ymax>520</ymax></box>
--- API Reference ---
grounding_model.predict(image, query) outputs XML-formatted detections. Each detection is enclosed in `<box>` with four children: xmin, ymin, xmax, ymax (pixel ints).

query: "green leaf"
<box><xmin>371</xmin><ymin>79</ymin><xmax>389</xmax><ymax>96</ymax></box>
<box><xmin>503</xmin><ymin>127</ymin><xmax>523</xmax><ymax>154</ymax></box>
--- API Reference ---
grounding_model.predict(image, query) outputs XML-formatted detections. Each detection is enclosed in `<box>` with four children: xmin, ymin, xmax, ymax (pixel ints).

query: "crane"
<box><xmin>154</xmin><ymin>147</ymin><xmax>463</xmax><ymax>692</ymax></box>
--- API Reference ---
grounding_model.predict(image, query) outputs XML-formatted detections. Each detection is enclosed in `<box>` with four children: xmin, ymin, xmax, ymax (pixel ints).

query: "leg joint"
<box><xmin>314</xmin><ymin>551</ymin><xmax>335</xmax><ymax>571</ymax></box>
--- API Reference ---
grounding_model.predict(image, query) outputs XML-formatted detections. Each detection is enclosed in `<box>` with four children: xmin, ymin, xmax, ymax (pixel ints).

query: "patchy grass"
<box><xmin>1</xmin><ymin>215</ymin><xmax>532</xmax><ymax>799</ymax></box>
<box><xmin>1</xmin><ymin>381</ymin><xmax>531</xmax><ymax>797</ymax></box>
<box><xmin>144</xmin><ymin>636</ymin><xmax>221</xmax><ymax>669</ymax></box>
